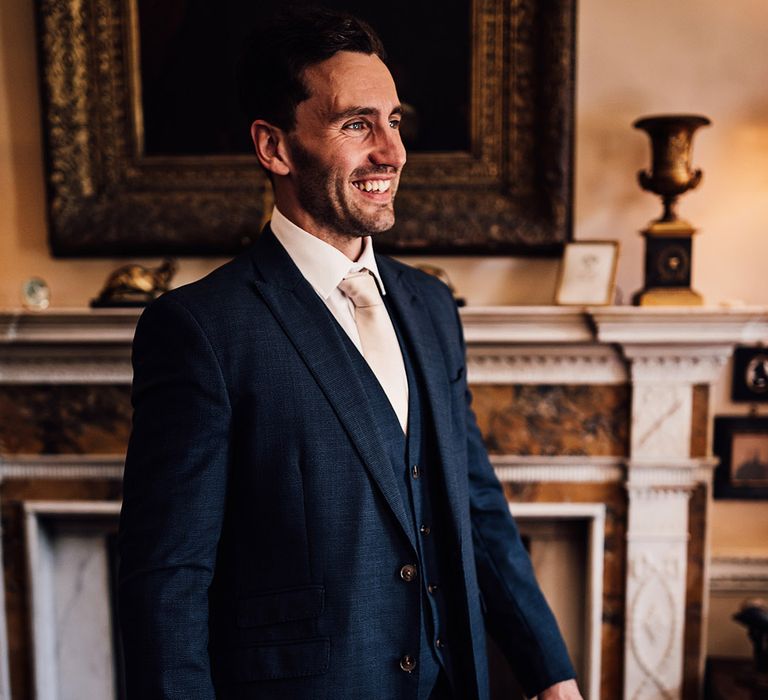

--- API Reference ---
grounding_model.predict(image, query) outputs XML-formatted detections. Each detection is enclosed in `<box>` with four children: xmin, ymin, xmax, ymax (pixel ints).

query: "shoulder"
<box><xmin>376</xmin><ymin>254</ymin><xmax>456</xmax><ymax>306</ymax></box>
<box><xmin>135</xmin><ymin>249</ymin><xmax>260</xmax><ymax>347</ymax></box>
<box><xmin>376</xmin><ymin>254</ymin><xmax>464</xmax><ymax>343</ymax></box>
<box><xmin>163</xmin><ymin>252</ymin><xmax>253</xmax><ymax>311</ymax></box>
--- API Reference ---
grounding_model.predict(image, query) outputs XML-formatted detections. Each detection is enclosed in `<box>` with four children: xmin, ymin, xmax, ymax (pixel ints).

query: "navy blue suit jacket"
<box><xmin>118</xmin><ymin>227</ymin><xmax>575</xmax><ymax>699</ymax></box>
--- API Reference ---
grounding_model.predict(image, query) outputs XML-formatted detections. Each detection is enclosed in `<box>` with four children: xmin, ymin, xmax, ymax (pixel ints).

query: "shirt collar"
<box><xmin>269</xmin><ymin>206</ymin><xmax>386</xmax><ymax>300</ymax></box>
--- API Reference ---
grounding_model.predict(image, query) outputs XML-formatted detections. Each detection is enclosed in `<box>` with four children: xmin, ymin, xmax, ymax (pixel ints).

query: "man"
<box><xmin>118</xmin><ymin>8</ymin><xmax>582</xmax><ymax>700</ymax></box>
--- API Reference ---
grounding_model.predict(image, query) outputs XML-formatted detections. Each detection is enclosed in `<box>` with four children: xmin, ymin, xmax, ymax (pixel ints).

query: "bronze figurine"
<box><xmin>91</xmin><ymin>259</ymin><xmax>177</xmax><ymax>307</ymax></box>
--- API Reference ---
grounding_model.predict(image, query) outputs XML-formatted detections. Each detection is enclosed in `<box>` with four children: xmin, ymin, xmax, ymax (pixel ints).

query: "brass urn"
<box><xmin>632</xmin><ymin>114</ymin><xmax>711</xmax><ymax>306</ymax></box>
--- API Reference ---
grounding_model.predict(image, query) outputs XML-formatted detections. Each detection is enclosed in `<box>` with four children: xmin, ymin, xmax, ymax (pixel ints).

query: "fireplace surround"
<box><xmin>2</xmin><ymin>305</ymin><xmax>767</xmax><ymax>699</ymax></box>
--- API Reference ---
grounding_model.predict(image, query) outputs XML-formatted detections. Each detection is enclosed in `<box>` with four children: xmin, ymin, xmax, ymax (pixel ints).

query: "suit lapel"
<box><xmin>249</xmin><ymin>228</ymin><xmax>416</xmax><ymax>551</ymax></box>
<box><xmin>378</xmin><ymin>259</ymin><xmax>465</xmax><ymax>540</ymax></box>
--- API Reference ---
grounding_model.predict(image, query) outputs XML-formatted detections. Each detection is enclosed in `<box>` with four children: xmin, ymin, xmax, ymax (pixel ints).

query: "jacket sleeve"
<box><xmin>118</xmin><ymin>295</ymin><xmax>231</xmax><ymax>699</ymax></box>
<box><xmin>449</xmin><ymin>300</ymin><xmax>577</xmax><ymax>697</ymax></box>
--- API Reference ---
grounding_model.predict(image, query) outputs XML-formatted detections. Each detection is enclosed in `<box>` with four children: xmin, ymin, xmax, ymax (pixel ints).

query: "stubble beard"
<box><xmin>289</xmin><ymin>139</ymin><xmax>397</xmax><ymax>239</ymax></box>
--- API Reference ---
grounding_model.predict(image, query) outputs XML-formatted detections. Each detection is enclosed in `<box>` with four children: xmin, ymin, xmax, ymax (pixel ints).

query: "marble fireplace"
<box><xmin>2</xmin><ymin>306</ymin><xmax>767</xmax><ymax>699</ymax></box>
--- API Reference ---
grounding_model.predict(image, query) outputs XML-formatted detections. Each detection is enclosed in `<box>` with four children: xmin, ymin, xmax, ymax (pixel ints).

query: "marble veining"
<box><xmin>53</xmin><ymin>533</ymin><xmax>116</xmax><ymax>700</ymax></box>
<box><xmin>471</xmin><ymin>384</ymin><xmax>630</xmax><ymax>456</ymax></box>
<box><xmin>0</xmin><ymin>386</ymin><xmax>131</xmax><ymax>454</ymax></box>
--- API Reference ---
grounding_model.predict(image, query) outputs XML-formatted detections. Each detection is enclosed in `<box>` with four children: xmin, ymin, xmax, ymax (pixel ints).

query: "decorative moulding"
<box><xmin>467</xmin><ymin>345</ymin><xmax>625</xmax><ymax>384</ymax></box>
<box><xmin>492</xmin><ymin>455</ymin><xmax>623</xmax><ymax>483</ymax></box>
<box><xmin>490</xmin><ymin>456</ymin><xmax>717</xmax><ymax>488</ymax></box>
<box><xmin>709</xmin><ymin>556</ymin><xmax>768</xmax><ymax>593</ymax></box>
<box><xmin>459</xmin><ymin>306</ymin><xmax>592</xmax><ymax>344</ymax></box>
<box><xmin>0</xmin><ymin>455</ymin><xmax>125</xmax><ymax>481</ymax></box>
<box><xmin>621</xmin><ymin>345</ymin><xmax>733</xmax><ymax>385</ymax></box>
<box><xmin>1</xmin><ymin>307</ymin><xmax>767</xmax><ymax>388</ymax></box>
<box><xmin>591</xmin><ymin>307</ymin><xmax>768</xmax><ymax>344</ymax></box>
<box><xmin>625</xmin><ymin>457</ymin><xmax>718</xmax><ymax>491</ymax></box>
<box><xmin>0</xmin><ymin>347</ymin><xmax>132</xmax><ymax>384</ymax></box>
<box><xmin>0</xmin><ymin>310</ymin><xmax>140</xmax><ymax>344</ymax></box>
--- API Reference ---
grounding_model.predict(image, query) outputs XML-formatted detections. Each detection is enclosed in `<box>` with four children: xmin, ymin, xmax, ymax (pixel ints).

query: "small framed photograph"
<box><xmin>731</xmin><ymin>346</ymin><xmax>768</xmax><ymax>403</ymax></box>
<box><xmin>555</xmin><ymin>241</ymin><xmax>619</xmax><ymax>306</ymax></box>
<box><xmin>713</xmin><ymin>416</ymin><xmax>768</xmax><ymax>499</ymax></box>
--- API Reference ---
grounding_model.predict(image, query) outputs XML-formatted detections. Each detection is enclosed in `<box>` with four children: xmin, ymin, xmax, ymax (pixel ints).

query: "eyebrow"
<box><xmin>328</xmin><ymin>105</ymin><xmax>403</xmax><ymax>122</ymax></box>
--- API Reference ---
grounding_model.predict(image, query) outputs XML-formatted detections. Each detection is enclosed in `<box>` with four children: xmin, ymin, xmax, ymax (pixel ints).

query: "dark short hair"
<box><xmin>237</xmin><ymin>7</ymin><xmax>387</xmax><ymax>131</ymax></box>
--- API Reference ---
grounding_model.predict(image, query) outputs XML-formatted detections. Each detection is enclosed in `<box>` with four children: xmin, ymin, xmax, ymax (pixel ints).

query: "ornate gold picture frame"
<box><xmin>36</xmin><ymin>0</ymin><xmax>576</xmax><ymax>256</ymax></box>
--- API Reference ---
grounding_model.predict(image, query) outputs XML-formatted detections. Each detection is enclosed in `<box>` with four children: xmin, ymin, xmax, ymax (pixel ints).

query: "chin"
<box><xmin>360</xmin><ymin>211</ymin><xmax>396</xmax><ymax>236</ymax></box>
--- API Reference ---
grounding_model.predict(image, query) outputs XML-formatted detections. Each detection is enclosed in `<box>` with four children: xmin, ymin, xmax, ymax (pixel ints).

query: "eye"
<box><xmin>389</xmin><ymin>118</ymin><xmax>401</xmax><ymax>129</ymax></box>
<box><xmin>343</xmin><ymin>120</ymin><xmax>367</xmax><ymax>131</ymax></box>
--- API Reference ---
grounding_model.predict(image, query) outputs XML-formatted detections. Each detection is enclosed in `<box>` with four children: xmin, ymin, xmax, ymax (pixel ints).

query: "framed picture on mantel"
<box><xmin>34</xmin><ymin>0</ymin><xmax>576</xmax><ymax>257</ymax></box>
<box><xmin>713</xmin><ymin>416</ymin><xmax>768</xmax><ymax>499</ymax></box>
<box><xmin>555</xmin><ymin>241</ymin><xmax>619</xmax><ymax>306</ymax></box>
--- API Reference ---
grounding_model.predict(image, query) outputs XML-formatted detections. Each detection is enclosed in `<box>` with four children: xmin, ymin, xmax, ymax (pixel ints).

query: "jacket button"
<box><xmin>399</xmin><ymin>654</ymin><xmax>417</xmax><ymax>673</ymax></box>
<box><xmin>400</xmin><ymin>564</ymin><xmax>418</xmax><ymax>582</ymax></box>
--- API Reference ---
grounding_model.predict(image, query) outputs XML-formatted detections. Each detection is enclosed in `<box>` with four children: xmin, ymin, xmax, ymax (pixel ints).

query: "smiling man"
<box><xmin>118</xmin><ymin>8</ymin><xmax>582</xmax><ymax>700</ymax></box>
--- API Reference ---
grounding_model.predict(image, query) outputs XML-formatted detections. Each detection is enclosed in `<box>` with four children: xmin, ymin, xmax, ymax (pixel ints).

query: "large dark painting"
<box><xmin>36</xmin><ymin>0</ymin><xmax>575</xmax><ymax>256</ymax></box>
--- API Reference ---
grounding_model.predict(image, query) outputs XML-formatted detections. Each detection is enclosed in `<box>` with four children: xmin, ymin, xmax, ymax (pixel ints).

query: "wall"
<box><xmin>576</xmin><ymin>0</ymin><xmax>768</xmax><ymax>308</ymax></box>
<box><xmin>2</xmin><ymin>0</ymin><xmax>767</xmax><ymax>662</ymax></box>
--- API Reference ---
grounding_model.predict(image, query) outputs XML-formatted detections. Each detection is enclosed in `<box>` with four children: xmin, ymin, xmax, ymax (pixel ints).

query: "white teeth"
<box><xmin>353</xmin><ymin>180</ymin><xmax>392</xmax><ymax>192</ymax></box>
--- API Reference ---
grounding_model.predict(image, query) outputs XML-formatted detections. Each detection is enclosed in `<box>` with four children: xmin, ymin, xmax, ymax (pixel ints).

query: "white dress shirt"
<box><xmin>270</xmin><ymin>206</ymin><xmax>388</xmax><ymax>355</ymax></box>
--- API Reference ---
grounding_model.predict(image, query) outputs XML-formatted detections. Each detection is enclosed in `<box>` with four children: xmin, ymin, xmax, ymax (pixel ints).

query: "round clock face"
<box><xmin>655</xmin><ymin>244</ymin><xmax>691</xmax><ymax>282</ymax></box>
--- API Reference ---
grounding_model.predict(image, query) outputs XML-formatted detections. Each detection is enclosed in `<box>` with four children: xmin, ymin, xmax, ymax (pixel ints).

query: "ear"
<box><xmin>250</xmin><ymin>120</ymin><xmax>291</xmax><ymax>177</ymax></box>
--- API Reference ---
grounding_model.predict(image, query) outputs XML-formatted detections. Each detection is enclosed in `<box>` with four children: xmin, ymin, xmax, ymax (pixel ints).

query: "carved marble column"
<box><xmin>621</xmin><ymin>345</ymin><xmax>730</xmax><ymax>699</ymax></box>
<box><xmin>592</xmin><ymin>308</ymin><xmax>768</xmax><ymax>699</ymax></box>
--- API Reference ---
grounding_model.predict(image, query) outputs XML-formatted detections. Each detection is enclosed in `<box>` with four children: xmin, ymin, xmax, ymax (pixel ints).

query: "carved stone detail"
<box><xmin>492</xmin><ymin>455</ymin><xmax>624</xmax><ymax>483</ymax></box>
<box><xmin>467</xmin><ymin>345</ymin><xmax>625</xmax><ymax>384</ymax></box>
<box><xmin>627</xmin><ymin>546</ymin><xmax>685</xmax><ymax>700</ymax></box>
<box><xmin>624</xmin><ymin>489</ymin><xmax>690</xmax><ymax>700</ymax></box>
<box><xmin>623</xmin><ymin>345</ymin><xmax>731</xmax><ymax>385</ymax></box>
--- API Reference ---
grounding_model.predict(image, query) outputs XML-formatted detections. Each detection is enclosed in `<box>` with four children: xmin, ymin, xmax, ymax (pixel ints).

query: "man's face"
<box><xmin>284</xmin><ymin>51</ymin><xmax>407</xmax><ymax>240</ymax></box>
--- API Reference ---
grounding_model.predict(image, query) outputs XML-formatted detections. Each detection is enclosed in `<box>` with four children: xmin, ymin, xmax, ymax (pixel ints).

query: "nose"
<box><xmin>369</xmin><ymin>124</ymin><xmax>406</xmax><ymax>170</ymax></box>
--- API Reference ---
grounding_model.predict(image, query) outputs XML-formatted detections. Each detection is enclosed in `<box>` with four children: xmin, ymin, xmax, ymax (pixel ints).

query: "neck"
<box><xmin>275</xmin><ymin>197</ymin><xmax>364</xmax><ymax>261</ymax></box>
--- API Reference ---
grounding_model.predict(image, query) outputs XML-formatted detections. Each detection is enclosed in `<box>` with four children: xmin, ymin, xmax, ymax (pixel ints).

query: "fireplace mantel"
<box><xmin>2</xmin><ymin>305</ymin><xmax>768</xmax><ymax>700</ymax></box>
<box><xmin>3</xmin><ymin>306</ymin><xmax>768</xmax><ymax>383</ymax></box>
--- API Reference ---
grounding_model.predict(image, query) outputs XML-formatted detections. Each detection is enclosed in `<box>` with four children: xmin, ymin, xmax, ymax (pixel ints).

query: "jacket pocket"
<box><xmin>233</xmin><ymin>636</ymin><xmax>330</xmax><ymax>682</ymax></box>
<box><xmin>237</xmin><ymin>585</ymin><xmax>324</xmax><ymax>628</ymax></box>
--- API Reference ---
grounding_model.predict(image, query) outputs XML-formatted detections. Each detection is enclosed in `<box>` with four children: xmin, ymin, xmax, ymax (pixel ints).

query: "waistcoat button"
<box><xmin>399</xmin><ymin>564</ymin><xmax>418</xmax><ymax>582</ymax></box>
<box><xmin>399</xmin><ymin>654</ymin><xmax>417</xmax><ymax>672</ymax></box>
<box><xmin>420</xmin><ymin>524</ymin><xmax>431</xmax><ymax>535</ymax></box>
<box><xmin>411</xmin><ymin>464</ymin><xmax>420</xmax><ymax>479</ymax></box>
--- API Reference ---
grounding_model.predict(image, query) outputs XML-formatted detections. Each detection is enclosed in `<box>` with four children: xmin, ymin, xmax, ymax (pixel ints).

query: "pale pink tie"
<box><xmin>339</xmin><ymin>270</ymin><xmax>409</xmax><ymax>432</ymax></box>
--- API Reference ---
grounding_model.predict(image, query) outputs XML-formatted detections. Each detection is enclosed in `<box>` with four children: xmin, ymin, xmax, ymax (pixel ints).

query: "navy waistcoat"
<box><xmin>330</xmin><ymin>293</ymin><xmax>471</xmax><ymax>699</ymax></box>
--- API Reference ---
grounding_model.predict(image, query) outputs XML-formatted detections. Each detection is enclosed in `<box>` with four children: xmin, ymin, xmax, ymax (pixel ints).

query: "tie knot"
<box><xmin>339</xmin><ymin>270</ymin><xmax>382</xmax><ymax>309</ymax></box>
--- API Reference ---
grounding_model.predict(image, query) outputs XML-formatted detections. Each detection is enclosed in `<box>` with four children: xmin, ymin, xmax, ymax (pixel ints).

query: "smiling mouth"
<box><xmin>352</xmin><ymin>179</ymin><xmax>392</xmax><ymax>193</ymax></box>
